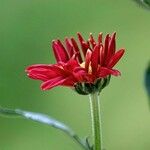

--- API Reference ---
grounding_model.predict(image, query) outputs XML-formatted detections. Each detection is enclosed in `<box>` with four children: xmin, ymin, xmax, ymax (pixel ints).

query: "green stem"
<box><xmin>89</xmin><ymin>92</ymin><xmax>102</xmax><ymax>150</ymax></box>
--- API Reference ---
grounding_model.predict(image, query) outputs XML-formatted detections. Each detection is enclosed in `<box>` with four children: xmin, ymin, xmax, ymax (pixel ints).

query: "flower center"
<box><xmin>80</xmin><ymin>62</ymin><xmax>92</xmax><ymax>74</ymax></box>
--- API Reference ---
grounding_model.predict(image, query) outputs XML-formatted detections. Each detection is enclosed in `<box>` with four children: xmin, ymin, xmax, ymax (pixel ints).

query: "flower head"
<box><xmin>26</xmin><ymin>32</ymin><xmax>125</xmax><ymax>94</ymax></box>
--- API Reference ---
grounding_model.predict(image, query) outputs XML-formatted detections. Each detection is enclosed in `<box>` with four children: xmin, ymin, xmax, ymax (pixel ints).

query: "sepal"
<box><xmin>74</xmin><ymin>75</ymin><xmax>111</xmax><ymax>95</ymax></box>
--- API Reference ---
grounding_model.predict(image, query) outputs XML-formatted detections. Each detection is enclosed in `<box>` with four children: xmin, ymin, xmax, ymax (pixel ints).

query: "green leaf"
<box><xmin>0</xmin><ymin>106</ymin><xmax>91</xmax><ymax>150</ymax></box>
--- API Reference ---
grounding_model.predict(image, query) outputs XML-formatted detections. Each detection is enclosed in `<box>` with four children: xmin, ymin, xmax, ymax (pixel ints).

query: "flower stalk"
<box><xmin>89</xmin><ymin>92</ymin><xmax>102</xmax><ymax>150</ymax></box>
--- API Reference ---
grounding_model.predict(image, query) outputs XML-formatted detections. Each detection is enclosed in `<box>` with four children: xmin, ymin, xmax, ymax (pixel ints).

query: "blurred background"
<box><xmin>0</xmin><ymin>0</ymin><xmax>150</xmax><ymax>150</ymax></box>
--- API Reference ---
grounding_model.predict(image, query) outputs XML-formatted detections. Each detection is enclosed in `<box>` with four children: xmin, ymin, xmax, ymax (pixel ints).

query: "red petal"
<box><xmin>65</xmin><ymin>38</ymin><xmax>74</xmax><ymax>57</ymax></box>
<box><xmin>26</xmin><ymin>64</ymin><xmax>64</xmax><ymax>81</ymax></box>
<box><xmin>99</xmin><ymin>45</ymin><xmax>104</xmax><ymax>66</ymax></box>
<box><xmin>89</xmin><ymin>33</ymin><xmax>96</xmax><ymax>49</ymax></box>
<box><xmin>103</xmin><ymin>34</ymin><xmax>110</xmax><ymax>65</ymax></box>
<box><xmin>107</xmin><ymin>49</ymin><xmax>125</xmax><ymax>68</ymax></box>
<box><xmin>71</xmin><ymin>37</ymin><xmax>83</xmax><ymax>63</ymax></box>
<box><xmin>77</xmin><ymin>32</ymin><xmax>89</xmax><ymax>56</ymax></box>
<box><xmin>99</xmin><ymin>67</ymin><xmax>121</xmax><ymax>77</ymax></box>
<box><xmin>28</xmin><ymin>69</ymin><xmax>57</xmax><ymax>79</ymax></box>
<box><xmin>98</xmin><ymin>33</ymin><xmax>103</xmax><ymax>45</ymax></box>
<box><xmin>41</xmin><ymin>76</ymin><xmax>67</xmax><ymax>90</ymax></box>
<box><xmin>81</xmin><ymin>41</ymin><xmax>90</xmax><ymax>55</ymax></box>
<box><xmin>77</xmin><ymin>32</ymin><xmax>84</xmax><ymax>43</ymax></box>
<box><xmin>62</xmin><ymin>78</ymin><xmax>76</xmax><ymax>86</ymax></box>
<box><xmin>28</xmin><ymin>73</ymin><xmax>49</xmax><ymax>81</ymax></box>
<box><xmin>73</xmin><ymin>67</ymin><xmax>87</xmax><ymax>82</ymax></box>
<box><xmin>63</xmin><ymin>59</ymin><xmax>79</xmax><ymax>72</ymax></box>
<box><xmin>48</xmin><ymin>65</ymin><xmax>66</xmax><ymax>76</ymax></box>
<box><xmin>86</xmin><ymin>41</ymin><xmax>90</xmax><ymax>47</ymax></box>
<box><xmin>107</xmin><ymin>32</ymin><xmax>116</xmax><ymax>61</ymax></box>
<box><xmin>91</xmin><ymin>45</ymin><xmax>100</xmax><ymax>73</ymax></box>
<box><xmin>26</xmin><ymin>64</ymin><xmax>52</xmax><ymax>72</ymax></box>
<box><xmin>85</xmin><ymin>49</ymin><xmax>92</xmax><ymax>72</ymax></box>
<box><xmin>52</xmin><ymin>40</ymin><xmax>69</xmax><ymax>63</ymax></box>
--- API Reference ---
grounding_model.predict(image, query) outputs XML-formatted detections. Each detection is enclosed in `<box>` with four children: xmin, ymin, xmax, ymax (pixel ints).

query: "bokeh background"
<box><xmin>0</xmin><ymin>0</ymin><xmax>150</xmax><ymax>150</ymax></box>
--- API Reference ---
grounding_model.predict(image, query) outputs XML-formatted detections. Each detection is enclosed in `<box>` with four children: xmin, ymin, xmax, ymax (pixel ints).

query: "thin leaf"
<box><xmin>85</xmin><ymin>136</ymin><xmax>93</xmax><ymax>150</ymax></box>
<box><xmin>0</xmin><ymin>107</ymin><xmax>20</xmax><ymax>117</ymax></box>
<box><xmin>0</xmin><ymin>107</ymin><xmax>91</xmax><ymax>150</ymax></box>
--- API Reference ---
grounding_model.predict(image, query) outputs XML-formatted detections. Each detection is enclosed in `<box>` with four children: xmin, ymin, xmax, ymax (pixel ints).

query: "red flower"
<box><xmin>26</xmin><ymin>32</ymin><xmax>125</xmax><ymax>92</ymax></box>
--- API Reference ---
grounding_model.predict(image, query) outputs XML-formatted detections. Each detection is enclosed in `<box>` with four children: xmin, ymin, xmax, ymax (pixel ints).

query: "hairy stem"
<box><xmin>89</xmin><ymin>92</ymin><xmax>102</xmax><ymax>150</ymax></box>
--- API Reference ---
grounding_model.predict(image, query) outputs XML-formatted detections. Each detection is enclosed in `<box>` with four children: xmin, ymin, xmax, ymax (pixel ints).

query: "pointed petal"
<box><xmin>28</xmin><ymin>69</ymin><xmax>57</xmax><ymax>80</ymax></box>
<box><xmin>89</xmin><ymin>33</ymin><xmax>96</xmax><ymax>49</ymax></box>
<box><xmin>85</xmin><ymin>49</ymin><xmax>92</xmax><ymax>72</ymax></box>
<box><xmin>71</xmin><ymin>37</ymin><xmax>83</xmax><ymax>63</ymax></box>
<box><xmin>86</xmin><ymin>41</ymin><xmax>90</xmax><ymax>47</ymax></box>
<box><xmin>48</xmin><ymin>65</ymin><xmax>66</xmax><ymax>76</ymax></box>
<box><xmin>65</xmin><ymin>38</ymin><xmax>74</xmax><ymax>57</ymax></box>
<box><xmin>63</xmin><ymin>59</ymin><xmax>79</xmax><ymax>72</ymax></box>
<box><xmin>77</xmin><ymin>32</ymin><xmax>88</xmax><ymax>56</ymax></box>
<box><xmin>52</xmin><ymin>41</ymin><xmax>60</xmax><ymax>62</ymax></box>
<box><xmin>103</xmin><ymin>34</ymin><xmax>110</xmax><ymax>65</ymax></box>
<box><xmin>26</xmin><ymin>64</ymin><xmax>52</xmax><ymax>72</ymax></box>
<box><xmin>73</xmin><ymin>67</ymin><xmax>87</xmax><ymax>82</ymax></box>
<box><xmin>91</xmin><ymin>45</ymin><xmax>100</xmax><ymax>73</ymax></box>
<box><xmin>108</xmin><ymin>49</ymin><xmax>125</xmax><ymax>68</ymax></box>
<box><xmin>52</xmin><ymin>40</ymin><xmax>69</xmax><ymax>63</ymax></box>
<box><xmin>81</xmin><ymin>41</ymin><xmax>90</xmax><ymax>56</ymax></box>
<box><xmin>98</xmin><ymin>32</ymin><xmax>103</xmax><ymax>45</ymax></box>
<box><xmin>62</xmin><ymin>74</ymin><xmax>78</xmax><ymax>86</ymax></box>
<box><xmin>61</xmin><ymin>77</ymin><xmax>76</xmax><ymax>86</ymax></box>
<box><xmin>99</xmin><ymin>67</ymin><xmax>121</xmax><ymax>77</ymax></box>
<box><xmin>77</xmin><ymin>32</ymin><xmax>84</xmax><ymax>43</ymax></box>
<box><xmin>27</xmin><ymin>73</ymin><xmax>49</xmax><ymax>81</ymax></box>
<box><xmin>41</xmin><ymin>77</ymin><xmax>67</xmax><ymax>90</ymax></box>
<box><xmin>99</xmin><ymin>45</ymin><xmax>104</xmax><ymax>66</ymax></box>
<box><xmin>107</xmin><ymin>32</ymin><xmax>116</xmax><ymax>60</ymax></box>
<box><xmin>26</xmin><ymin>64</ymin><xmax>64</xmax><ymax>81</ymax></box>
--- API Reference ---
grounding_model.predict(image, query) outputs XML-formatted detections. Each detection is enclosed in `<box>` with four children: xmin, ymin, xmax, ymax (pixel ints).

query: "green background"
<box><xmin>0</xmin><ymin>0</ymin><xmax>150</xmax><ymax>150</ymax></box>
